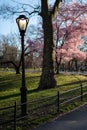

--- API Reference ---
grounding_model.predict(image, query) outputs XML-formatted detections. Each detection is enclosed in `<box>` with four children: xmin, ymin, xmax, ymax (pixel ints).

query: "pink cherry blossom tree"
<box><xmin>53</xmin><ymin>2</ymin><xmax>87</xmax><ymax>73</ymax></box>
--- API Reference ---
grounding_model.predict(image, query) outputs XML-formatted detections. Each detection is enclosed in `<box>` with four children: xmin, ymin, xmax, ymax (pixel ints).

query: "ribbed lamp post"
<box><xmin>16</xmin><ymin>15</ymin><xmax>29</xmax><ymax>116</ymax></box>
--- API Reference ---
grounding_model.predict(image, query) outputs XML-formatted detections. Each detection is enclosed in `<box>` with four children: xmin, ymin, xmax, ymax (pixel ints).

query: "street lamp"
<box><xmin>16</xmin><ymin>15</ymin><xmax>29</xmax><ymax>116</ymax></box>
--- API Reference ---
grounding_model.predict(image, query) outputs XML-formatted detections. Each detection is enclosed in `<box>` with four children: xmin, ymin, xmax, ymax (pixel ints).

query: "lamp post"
<box><xmin>16</xmin><ymin>15</ymin><xmax>29</xmax><ymax>116</ymax></box>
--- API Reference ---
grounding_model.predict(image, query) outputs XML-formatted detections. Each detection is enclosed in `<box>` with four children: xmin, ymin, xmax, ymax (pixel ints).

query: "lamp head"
<box><xmin>16</xmin><ymin>15</ymin><xmax>29</xmax><ymax>36</ymax></box>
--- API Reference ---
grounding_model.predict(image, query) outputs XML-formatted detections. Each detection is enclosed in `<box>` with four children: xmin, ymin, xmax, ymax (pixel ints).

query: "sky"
<box><xmin>0</xmin><ymin>16</ymin><xmax>39</xmax><ymax>35</ymax></box>
<box><xmin>0</xmin><ymin>0</ymin><xmax>41</xmax><ymax>35</ymax></box>
<box><xmin>0</xmin><ymin>0</ymin><xmax>87</xmax><ymax>35</ymax></box>
<box><xmin>0</xmin><ymin>0</ymin><xmax>54</xmax><ymax>35</ymax></box>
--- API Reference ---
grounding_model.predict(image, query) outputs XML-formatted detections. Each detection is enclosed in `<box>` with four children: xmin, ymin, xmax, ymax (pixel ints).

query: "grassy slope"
<box><xmin>0</xmin><ymin>71</ymin><xmax>87</xmax><ymax>107</ymax></box>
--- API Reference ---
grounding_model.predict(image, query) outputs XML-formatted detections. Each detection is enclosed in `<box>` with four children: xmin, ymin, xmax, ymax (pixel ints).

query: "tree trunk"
<box><xmin>55</xmin><ymin>58</ymin><xmax>60</xmax><ymax>74</ymax></box>
<box><xmin>38</xmin><ymin>0</ymin><xmax>56</xmax><ymax>89</ymax></box>
<box><xmin>15</xmin><ymin>66</ymin><xmax>20</xmax><ymax>74</ymax></box>
<box><xmin>75</xmin><ymin>60</ymin><xmax>78</xmax><ymax>71</ymax></box>
<box><xmin>56</xmin><ymin>63</ymin><xmax>60</xmax><ymax>74</ymax></box>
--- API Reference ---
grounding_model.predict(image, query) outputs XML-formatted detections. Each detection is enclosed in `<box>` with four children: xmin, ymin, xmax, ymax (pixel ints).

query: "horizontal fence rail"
<box><xmin>0</xmin><ymin>81</ymin><xmax>87</xmax><ymax>130</ymax></box>
<box><xmin>0</xmin><ymin>102</ymin><xmax>16</xmax><ymax>130</ymax></box>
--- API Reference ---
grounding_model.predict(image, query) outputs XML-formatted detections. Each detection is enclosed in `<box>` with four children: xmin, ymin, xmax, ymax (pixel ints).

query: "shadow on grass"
<box><xmin>0</xmin><ymin>75</ymin><xmax>40</xmax><ymax>92</ymax></box>
<box><xmin>0</xmin><ymin>88</ymin><xmax>40</xmax><ymax>101</ymax></box>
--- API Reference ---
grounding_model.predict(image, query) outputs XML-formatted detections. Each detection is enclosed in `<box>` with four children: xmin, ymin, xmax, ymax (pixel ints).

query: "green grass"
<box><xmin>0</xmin><ymin>71</ymin><xmax>87</xmax><ymax>107</ymax></box>
<box><xmin>0</xmin><ymin>71</ymin><xmax>87</xmax><ymax>130</ymax></box>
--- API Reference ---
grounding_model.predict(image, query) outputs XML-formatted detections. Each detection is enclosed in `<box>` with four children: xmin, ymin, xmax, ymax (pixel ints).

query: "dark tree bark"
<box><xmin>1</xmin><ymin>61</ymin><xmax>21</xmax><ymax>74</ymax></box>
<box><xmin>55</xmin><ymin>60</ymin><xmax>60</xmax><ymax>74</ymax></box>
<box><xmin>38</xmin><ymin>0</ymin><xmax>61</xmax><ymax>89</ymax></box>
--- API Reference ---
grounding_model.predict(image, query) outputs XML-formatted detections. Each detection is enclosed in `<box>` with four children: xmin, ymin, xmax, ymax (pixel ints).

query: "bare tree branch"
<box><xmin>0</xmin><ymin>1</ymin><xmax>40</xmax><ymax>19</ymax></box>
<box><xmin>51</xmin><ymin>0</ymin><xmax>62</xmax><ymax>18</ymax></box>
<box><xmin>11</xmin><ymin>0</ymin><xmax>36</xmax><ymax>9</ymax></box>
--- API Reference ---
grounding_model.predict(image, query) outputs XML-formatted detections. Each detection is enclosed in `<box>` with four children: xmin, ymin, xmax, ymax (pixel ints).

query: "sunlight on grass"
<box><xmin>0</xmin><ymin>71</ymin><xmax>87</xmax><ymax>107</ymax></box>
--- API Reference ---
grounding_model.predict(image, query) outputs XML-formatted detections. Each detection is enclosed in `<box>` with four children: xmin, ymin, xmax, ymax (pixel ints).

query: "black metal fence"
<box><xmin>58</xmin><ymin>84</ymin><xmax>87</xmax><ymax>110</ymax></box>
<box><xmin>0</xmin><ymin>102</ymin><xmax>16</xmax><ymax>130</ymax></box>
<box><xmin>0</xmin><ymin>81</ymin><xmax>87</xmax><ymax>130</ymax></box>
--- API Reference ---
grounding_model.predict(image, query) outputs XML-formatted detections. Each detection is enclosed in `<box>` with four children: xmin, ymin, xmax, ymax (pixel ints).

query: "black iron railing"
<box><xmin>0</xmin><ymin>81</ymin><xmax>87</xmax><ymax>130</ymax></box>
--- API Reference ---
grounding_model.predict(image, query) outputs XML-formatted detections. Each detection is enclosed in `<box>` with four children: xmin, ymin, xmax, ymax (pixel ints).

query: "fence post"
<box><xmin>14</xmin><ymin>102</ymin><xmax>16</xmax><ymax>130</ymax></box>
<box><xmin>57</xmin><ymin>91</ymin><xmax>60</xmax><ymax>112</ymax></box>
<box><xmin>81</xmin><ymin>83</ymin><xmax>83</xmax><ymax>102</ymax></box>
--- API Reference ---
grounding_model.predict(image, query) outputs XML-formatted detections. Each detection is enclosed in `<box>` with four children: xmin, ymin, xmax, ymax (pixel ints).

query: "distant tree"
<box><xmin>0</xmin><ymin>34</ymin><xmax>21</xmax><ymax>73</ymax></box>
<box><xmin>26</xmin><ymin>37</ymin><xmax>43</xmax><ymax>68</ymax></box>
<box><xmin>0</xmin><ymin>32</ymin><xmax>43</xmax><ymax>73</ymax></box>
<box><xmin>53</xmin><ymin>2</ymin><xmax>87</xmax><ymax>73</ymax></box>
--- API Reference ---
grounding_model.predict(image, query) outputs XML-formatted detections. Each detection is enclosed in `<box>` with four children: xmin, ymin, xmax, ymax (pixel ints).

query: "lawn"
<box><xmin>0</xmin><ymin>71</ymin><xmax>87</xmax><ymax>130</ymax></box>
<box><xmin>0</xmin><ymin>71</ymin><xmax>87</xmax><ymax>107</ymax></box>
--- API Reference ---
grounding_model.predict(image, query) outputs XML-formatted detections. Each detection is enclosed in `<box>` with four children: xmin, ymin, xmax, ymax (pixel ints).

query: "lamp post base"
<box><xmin>20</xmin><ymin>87</ymin><xmax>27</xmax><ymax>116</ymax></box>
